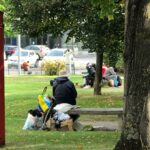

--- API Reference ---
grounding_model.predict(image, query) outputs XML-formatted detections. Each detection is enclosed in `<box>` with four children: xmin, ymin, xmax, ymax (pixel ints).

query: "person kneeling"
<box><xmin>50</xmin><ymin>70</ymin><xmax>79</xmax><ymax>125</ymax></box>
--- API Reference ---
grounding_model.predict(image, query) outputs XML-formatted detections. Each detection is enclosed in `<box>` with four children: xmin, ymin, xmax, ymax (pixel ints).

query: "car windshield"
<box><xmin>24</xmin><ymin>46</ymin><xmax>32</xmax><ymax>50</ymax></box>
<box><xmin>4</xmin><ymin>46</ymin><xmax>17</xmax><ymax>51</ymax></box>
<box><xmin>47</xmin><ymin>50</ymin><xmax>64</xmax><ymax>56</ymax></box>
<box><xmin>13</xmin><ymin>51</ymin><xmax>28</xmax><ymax>57</ymax></box>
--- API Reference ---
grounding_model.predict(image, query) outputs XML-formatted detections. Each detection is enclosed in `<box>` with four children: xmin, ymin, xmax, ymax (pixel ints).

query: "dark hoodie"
<box><xmin>52</xmin><ymin>76</ymin><xmax>77</xmax><ymax>105</ymax></box>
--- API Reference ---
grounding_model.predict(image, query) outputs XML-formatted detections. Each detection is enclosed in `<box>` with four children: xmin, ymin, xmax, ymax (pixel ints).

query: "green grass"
<box><xmin>3</xmin><ymin>75</ymin><xmax>123</xmax><ymax>150</ymax></box>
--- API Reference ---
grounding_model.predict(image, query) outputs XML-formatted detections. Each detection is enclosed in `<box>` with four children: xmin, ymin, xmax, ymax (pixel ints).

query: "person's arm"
<box><xmin>67</xmin><ymin>81</ymin><xmax>77</xmax><ymax>98</ymax></box>
<box><xmin>109</xmin><ymin>67</ymin><xmax>116</xmax><ymax>75</ymax></box>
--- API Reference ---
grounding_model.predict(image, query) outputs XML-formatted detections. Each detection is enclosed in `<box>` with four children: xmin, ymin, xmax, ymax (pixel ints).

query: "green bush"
<box><xmin>41</xmin><ymin>59</ymin><xmax>65</xmax><ymax>75</ymax></box>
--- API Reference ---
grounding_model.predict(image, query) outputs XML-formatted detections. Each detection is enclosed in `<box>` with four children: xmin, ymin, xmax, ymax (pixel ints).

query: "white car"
<box><xmin>42</xmin><ymin>48</ymin><xmax>74</xmax><ymax>63</ymax></box>
<box><xmin>24</xmin><ymin>45</ymin><xmax>50</xmax><ymax>59</ymax></box>
<box><xmin>8</xmin><ymin>50</ymin><xmax>39</xmax><ymax>68</ymax></box>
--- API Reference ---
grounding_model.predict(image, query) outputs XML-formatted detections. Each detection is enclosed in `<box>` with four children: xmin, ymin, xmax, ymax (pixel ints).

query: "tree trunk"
<box><xmin>114</xmin><ymin>0</ymin><xmax>150</xmax><ymax>150</ymax></box>
<box><xmin>94</xmin><ymin>52</ymin><xmax>103</xmax><ymax>95</ymax></box>
<box><xmin>140</xmin><ymin>90</ymin><xmax>150</xmax><ymax>149</ymax></box>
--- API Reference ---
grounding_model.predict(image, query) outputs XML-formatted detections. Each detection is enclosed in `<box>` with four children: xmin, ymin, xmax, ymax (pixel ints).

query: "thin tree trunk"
<box><xmin>114</xmin><ymin>0</ymin><xmax>150</xmax><ymax>150</ymax></box>
<box><xmin>94</xmin><ymin>52</ymin><xmax>103</xmax><ymax>95</ymax></box>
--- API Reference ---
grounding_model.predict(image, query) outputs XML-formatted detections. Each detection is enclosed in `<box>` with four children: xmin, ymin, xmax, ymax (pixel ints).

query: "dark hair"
<box><xmin>114</xmin><ymin>68</ymin><xmax>118</xmax><ymax>72</ymax></box>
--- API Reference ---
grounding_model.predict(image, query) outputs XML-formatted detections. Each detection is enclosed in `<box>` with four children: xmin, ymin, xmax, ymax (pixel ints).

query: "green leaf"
<box><xmin>108</xmin><ymin>15</ymin><xmax>114</xmax><ymax>20</ymax></box>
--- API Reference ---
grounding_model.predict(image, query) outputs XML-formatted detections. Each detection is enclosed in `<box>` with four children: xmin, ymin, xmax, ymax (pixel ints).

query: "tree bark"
<box><xmin>140</xmin><ymin>90</ymin><xmax>150</xmax><ymax>149</ymax></box>
<box><xmin>94</xmin><ymin>52</ymin><xmax>103</xmax><ymax>95</ymax></box>
<box><xmin>114</xmin><ymin>0</ymin><xmax>150</xmax><ymax>150</ymax></box>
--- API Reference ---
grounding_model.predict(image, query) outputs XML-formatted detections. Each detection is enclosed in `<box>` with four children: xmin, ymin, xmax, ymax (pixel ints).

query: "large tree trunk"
<box><xmin>94</xmin><ymin>52</ymin><xmax>103</xmax><ymax>95</ymax></box>
<box><xmin>114</xmin><ymin>0</ymin><xmax>150</xmax><ymax>150</ymax></box>
<box><xmin>140</xmin><ymin>90</ymin><xmax>150</xmax><ymax>148</ymax></box>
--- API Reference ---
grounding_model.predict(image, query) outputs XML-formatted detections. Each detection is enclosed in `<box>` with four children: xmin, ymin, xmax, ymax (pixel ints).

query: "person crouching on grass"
<box><xmin>21</xmin><ymin>61</ymin><xmax>32</xmax><ymax>74</ymax></box>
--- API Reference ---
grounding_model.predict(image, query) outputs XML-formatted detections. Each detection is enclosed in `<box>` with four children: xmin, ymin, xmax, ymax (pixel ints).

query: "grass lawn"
<box><xmin>2</xmin><ymin>75</ymin><xmax>124</xmax><ymax>150</ymax></box>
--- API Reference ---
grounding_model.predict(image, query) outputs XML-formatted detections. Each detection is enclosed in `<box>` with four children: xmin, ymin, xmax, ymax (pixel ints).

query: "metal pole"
<box><xmin>0</xmin><ymin>11</ymin><xmax>5</xmax><ymax>146</ymax></box>
<box><xmin>17</xmin><ymin>34</ymin><xmax>21</xmax><ymax>75</ymax></box>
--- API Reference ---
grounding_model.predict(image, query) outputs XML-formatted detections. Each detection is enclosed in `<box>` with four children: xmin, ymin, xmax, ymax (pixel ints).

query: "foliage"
<box><xmin>0</xmin><ymin>0</ymin><xmax>6</xmax><ymax>11</ymax></box>
<box><xmin>0</xmin><ymin>0</ymin><xmax>15</xmax><ymax>36</ymax></box>
<box><xmin>41</xmin><ymin>60</ymin><xmax>65</xmax><ymax>75</ymax></box>
<box><xmin>7</xmin><ymin>0</ymin><xmax>124</xmax><ymax>54</ymax></box>
<box><xmin>92</xmin><ymin>0</ymin><xmax>125</xmax><ymax>16</ymax></box>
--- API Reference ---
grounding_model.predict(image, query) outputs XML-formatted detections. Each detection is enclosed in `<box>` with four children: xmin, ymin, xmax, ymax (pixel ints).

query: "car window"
<box><xmin>29</xmin><ymin>52</ymin><xmax>34</xmax><ymax>56</ymax></box>
<box><xmin>9</xmin><ymin>47</ymin><xmax>17</xmax><ymax>50</ymax></box>
<box><xmin>21</xmin><ymin>51</ymin><xmax>28</xmax><ymax>56</ymax></box>
<box><xmin>47</xmin><ymin>50</ymin><xmax>64</xmax><ymax>56</ymax></box>
<box><xmin>4</xmin><ymin>46</ymin><xmax>17</xmax><ymax>51</ymax></box>
<box><xmin>13</xmin><ymin>47</ymin><xmax>22</xmax><ymax>51</ymax></box>
<box><xmin>32</xmin><ymin>46</ymin><xmax>39</xmax><ymax>51</ymax></box>
<box><xmin>13</xmin><ymin>51</ymin><xmax>28</xmax><ymax>56</ymax></box>
<box><xmin>24</xmin><ymin>46</ymin><xmax>30</xmax><ymax>50</ymax></box>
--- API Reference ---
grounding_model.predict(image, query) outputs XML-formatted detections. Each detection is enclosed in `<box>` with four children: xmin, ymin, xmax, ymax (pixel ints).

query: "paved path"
<box><xmin>80</xmin><ymin>121</ymin><xmax>120</xmax><ymax>131</ymax></box>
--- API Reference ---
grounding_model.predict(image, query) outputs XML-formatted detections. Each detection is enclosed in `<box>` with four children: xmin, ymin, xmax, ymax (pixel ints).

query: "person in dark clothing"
<box><xmin>50</xmin><ymin>70</ymin><xmax>77</xmax><ymax>105</ymax></box>
<box><xmin>81</xmin><ymin>63</ymin><xmax>96</xmax><ymax>88</ymax></box>
<box><xmin>50</xmin><ymin>70</ymin><xmax>78</xmax><ymax>121</ymax></box>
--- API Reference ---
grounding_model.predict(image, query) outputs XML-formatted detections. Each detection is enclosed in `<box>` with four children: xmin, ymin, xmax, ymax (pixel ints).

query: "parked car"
<box><xmin>8</xmin><ymin>50</ymin><xmax>39</xmax><ymax>68</ymax></box>
<box><xmin>42</xmin><ymin>48</ymin><xmax>74</xmax><ymax>63</ymax></box>
<box><xmin>24</xmin><ymin>45</ymin><xmax>50</xmax><ymax>59</ymax></box>
<box><xmin>4</xmin><ymin>45</ymin><xmax>18</xmax><ymax>58</ymax></box>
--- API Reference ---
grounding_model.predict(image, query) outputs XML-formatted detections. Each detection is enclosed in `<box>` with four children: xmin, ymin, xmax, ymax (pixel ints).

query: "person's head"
<box><xmin>114</xmin><ymin>67</ymin><xmax>118</xmax><ymax>73</ymax></box>
<box><xmin>102</xmin><ymin>63</ymin><xmax>106</xmax><ymax>67</ymax></box>
<box><xmin>50</xmin><ymin>70</ymin><xmax>68</xmax><ymax>87</ymax></box>
<box><xmin>59</xmin><ymin>70</ymin><xmax>68</xmax><ymax>77</ymax></box>
<box><xmin>86</xmin><ymin>63</ymin><xmax>91</xmax><ymax>69</ymax></box>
